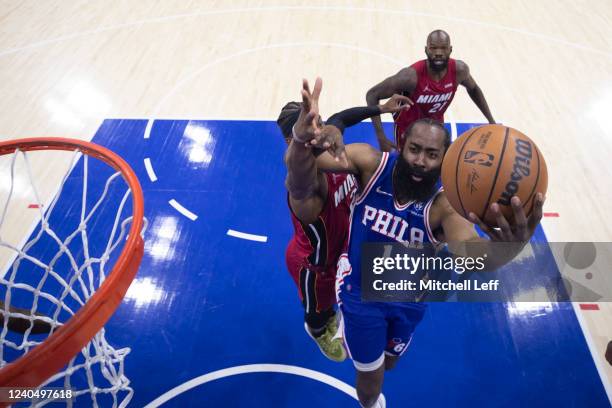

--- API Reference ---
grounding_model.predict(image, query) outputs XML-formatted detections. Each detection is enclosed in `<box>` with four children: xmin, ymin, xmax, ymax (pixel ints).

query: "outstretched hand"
<box><xmin>293</xmin><ymin>77</ymin><xmax>348</xmax><ymax>165</ymax></box>
<box><xmin>293</xmin><ymin>77</ymin><xmax>323</xmax><ymax>144</ymax></box>
<box><xmin>468</xmin><ymin>193</ymin><xmax>545</xmax><ymax>243</ymax></box>
<box><xmin>379</xmin><ymin>94</ymin><xmax>413</xmax><ymax>114</ymax></box>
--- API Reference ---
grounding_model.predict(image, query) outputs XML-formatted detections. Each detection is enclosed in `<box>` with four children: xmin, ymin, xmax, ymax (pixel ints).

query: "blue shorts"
<box><xmin>339</xmin><ymin>292</ymin><xmax>426</xmax><ymax>372</ymax></box>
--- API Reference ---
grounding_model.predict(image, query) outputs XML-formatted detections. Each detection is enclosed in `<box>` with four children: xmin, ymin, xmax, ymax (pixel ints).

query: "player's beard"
<box><xmin>427</xmin><ymin>56</ymin><xmax>449</xmax><ymax>72</ymax></box>
<box><xmin>393</xmin><ymin>155</ymin><xmax>440</xmax><ymax>203</ymax></box>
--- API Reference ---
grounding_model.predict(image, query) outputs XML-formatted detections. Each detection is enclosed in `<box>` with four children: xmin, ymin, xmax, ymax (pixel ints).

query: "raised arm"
<box><xmin>366</xmin><ymin>67</ymin><xmax>417</xmax><ymax>151</ymax></box>
<box><xmin>284</xmin><ymin>78</ymin><xmax>327</xmax><ymax>224</ymax></box>
<box><xmin>284</xmin><ymin>142</ymin><xmax>328</xmax><ymax>224</ymax></box>
<box><xmin>285</xmin><ymin>79</ymin><xmax>402</xmax><ymax>223</ymax></box>
<box><xmin>456</xmin><ymin>60</ymin><xmax>495</xmax><ymax>124</ymax></box>
<box><xmin>325</xmin><ymin>93</ymin><xmax>410</xmax><ymax>134</ymax></box>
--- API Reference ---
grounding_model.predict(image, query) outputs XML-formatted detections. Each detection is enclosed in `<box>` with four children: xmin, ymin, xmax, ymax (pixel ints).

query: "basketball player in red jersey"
<box><xmin>278</xmin><ymin>80</ymin><xmax>410</xmax><ymax>361</ymax></box>
<box><xmin>366</xmin><ymin>29</ymin><xmax>496</xmax><ymax>151</ymax></box>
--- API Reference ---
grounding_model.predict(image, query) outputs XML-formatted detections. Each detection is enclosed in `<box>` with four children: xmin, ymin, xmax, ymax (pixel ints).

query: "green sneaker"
<box><xmin>304</xmin><ymin>320</ymin><xmax>347</xmax><ymax>362</ymax></box>
<box><xmin>325</xmin><ymin>313</ymin><xmax>341</xmax><ymax>338</ymax></box>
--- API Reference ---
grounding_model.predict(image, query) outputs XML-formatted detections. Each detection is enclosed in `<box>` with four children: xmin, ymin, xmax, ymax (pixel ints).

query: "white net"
<box><xmin>0</xmin><ymin>145</ymin><xmax>145</xmax><ymax>407</ymax></box>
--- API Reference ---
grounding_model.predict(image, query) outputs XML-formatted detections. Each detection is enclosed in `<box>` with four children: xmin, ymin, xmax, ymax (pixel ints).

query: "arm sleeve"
<box><xmin>325</xmin><ymin>105</ymin><xmax>382</xmax><ymax>133</ymax></box>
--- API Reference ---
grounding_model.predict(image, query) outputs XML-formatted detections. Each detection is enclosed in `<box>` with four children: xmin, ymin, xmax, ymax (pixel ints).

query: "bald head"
<box><xmin>427</xmin><ymin>30</ymin><xmax>450</xmax><ymax>45</ymax></box>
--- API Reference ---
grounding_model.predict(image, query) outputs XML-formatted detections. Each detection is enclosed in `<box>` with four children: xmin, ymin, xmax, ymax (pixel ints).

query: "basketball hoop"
<box><xmin>0</xmin><ymin>137</ymin><xmax>145</xmax><ymax>407</ymax></box>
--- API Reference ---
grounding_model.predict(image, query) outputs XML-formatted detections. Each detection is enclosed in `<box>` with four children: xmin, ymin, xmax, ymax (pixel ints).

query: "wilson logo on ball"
<box><xmin>498</xmin><ymin>139</ymin><xmax>533</xmax><ymax>206</ymax></box>
<box><xmin>463</xmin><ymin>151</ymin><xmax>494</xmax><ymax>167</ymax></box>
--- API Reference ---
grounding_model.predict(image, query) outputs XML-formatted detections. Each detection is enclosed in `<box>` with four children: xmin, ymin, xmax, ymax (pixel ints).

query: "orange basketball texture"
<box><xmin>441</xmin><ymin>124</ymin><xmax>548</xmax><ymax>226</ymax></box>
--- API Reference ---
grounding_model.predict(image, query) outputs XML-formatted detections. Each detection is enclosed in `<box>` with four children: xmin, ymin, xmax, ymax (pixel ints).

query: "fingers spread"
<box><xmin>393</xmin><ymin>94</ymin><xmax>413</xmax><ymax>105</ymax></box>
<box><xmin>469</xmin><ymin>212</ymin><xmax>499</xmax><ymax>240</ymax></box>
<box><xmin>302</xmin><ymin>78</ymin><xmax>310</xmax><ymax>95</ymax></box>
<box><xmin>511</xmin><ymin>196</ymin><xmax>527</xmax><ymax>235</ymax></box>
<box><xmin>528</xmin><ymin>192</ymin><xmax>545</xmax><ymax>229</ymax></box>
<box><xmin>312</xmin><ymin>77</ymin><xmax>322</xmax><ymax>100</ymax></box>
<box><xmin>301</xmin><ymin>89</ymin><xmax>311</xmax><ymax>111</ymax></box>
<box><xmin>491</xmin><ymin>203</ymin><xmax>512</xmax><ymax>240</ymax></box>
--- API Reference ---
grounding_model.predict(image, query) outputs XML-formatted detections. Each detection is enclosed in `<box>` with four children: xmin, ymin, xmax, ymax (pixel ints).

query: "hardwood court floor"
<box><xmin>0</xmin><ymin>1</ymin><xmax>611</xmax><ymax>406</ymax></box>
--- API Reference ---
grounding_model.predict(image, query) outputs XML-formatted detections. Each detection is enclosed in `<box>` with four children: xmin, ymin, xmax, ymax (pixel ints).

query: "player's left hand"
<box><xmin>379</xmin><ymin>94</ymin><xmax>413</xmax><ymax>114</ymax></box>
<box><xmin>468</xmin><ymin>193</ymin><xmax>545</xmax><ymax>243</ymax></box>
<box><xmin>606</xmin><ymin>340</ymin><xmax>612</xmax><ymax>366</ymax></box>
<box><xmin>293</xmin><ymin>77</ymin><xmax>323</xmax><ymax>144</ymax></box>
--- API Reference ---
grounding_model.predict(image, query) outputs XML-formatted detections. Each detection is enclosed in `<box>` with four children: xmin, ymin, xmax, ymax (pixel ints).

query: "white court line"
<box><xmin>143</xmin><ymin>158</ymin><xmax>157</xmax><ymax>182</ymax></box>
<box><xmin>447</xmin><ymin>109</ymin><xmax>458</xmax><ymax>142</ymax></box>
<box><xmin>143</xmin><ymin>364</ymin><xmax>363</xmax><ymax>407</ymax></box>
<box><xmin>168</xmin><ymin>199</ymin><xmax>198</xmax><ymax>221</ymax></box>
<box><xmin>152</xmin><ymin>41</ymin><xmax>407</xmax><ymax>115</ymax></box>
<box><xmin>227</xmin><ymin>229</ymin><xmax>268</xmax><ymax>243</ymax></box>
<box><xmin>1</xmin><ymin>6</ymin><xmax>611</xmax><ymax>59</ymax></box>
<box><xmin>143</xmin><ymin>119</ymin><xmax>154</xmax><ymax>139</ymax></box>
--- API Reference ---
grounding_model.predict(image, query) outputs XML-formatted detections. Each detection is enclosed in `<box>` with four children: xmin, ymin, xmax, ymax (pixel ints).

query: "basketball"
<box><xmin>441</xmin><ymin>124</ymin><xmax>548</xmax><ymax>226</ymax></box>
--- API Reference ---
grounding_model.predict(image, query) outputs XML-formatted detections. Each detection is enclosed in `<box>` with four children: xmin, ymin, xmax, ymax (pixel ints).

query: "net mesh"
<box><xmin>0</xmin><ymin>145</ymin><xmax>144</xmax><ymax>407</ymax></box>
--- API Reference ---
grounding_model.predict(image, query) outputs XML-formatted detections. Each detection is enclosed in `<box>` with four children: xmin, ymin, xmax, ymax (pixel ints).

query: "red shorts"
<box><xmin>286</xmin><ymin>242</ymin><xmax>337</xmax><ymax>314</ymax></box>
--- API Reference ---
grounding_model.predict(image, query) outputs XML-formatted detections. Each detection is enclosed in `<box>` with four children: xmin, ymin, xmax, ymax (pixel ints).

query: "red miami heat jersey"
<box><xmin>286</xmin><ymin>172</ymin><xmax>358</xmax><ymax>274</ymax></box>
<box><xmin>393</xmin><ymin>58</ymin><xmax>458</xmax><ymax>148</ymax></box>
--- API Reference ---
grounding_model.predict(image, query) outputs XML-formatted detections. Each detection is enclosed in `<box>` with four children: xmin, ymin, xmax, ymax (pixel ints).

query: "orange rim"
<box><xmin>0</xmin><ymin>137</ymin><xmax>144</xmax><ymax>389</ymax></box>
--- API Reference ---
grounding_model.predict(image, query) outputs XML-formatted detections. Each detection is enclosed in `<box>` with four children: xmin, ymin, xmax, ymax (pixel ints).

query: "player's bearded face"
<box><xmin>394</xmin><ymin>154</ymin><xmax>440</xmax><ymax>202</ymax></box>
<box><xmin>425</xmin><ymin>42</ymin><xmax>451</xmax><ymax>72</ymax></box>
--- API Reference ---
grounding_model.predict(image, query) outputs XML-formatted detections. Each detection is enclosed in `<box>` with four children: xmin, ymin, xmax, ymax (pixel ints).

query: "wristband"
<box><xmin>292</xmin><ymin>124</ymin><xmax>309</xmax><ymax>144</ymax></box>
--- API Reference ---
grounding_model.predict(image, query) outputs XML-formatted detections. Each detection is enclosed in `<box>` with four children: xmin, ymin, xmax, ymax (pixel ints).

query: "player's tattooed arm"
<box><xmin>366</xmin><ymin>67</ymin><xmax>416</xmax><ymax>152</ymax></box>
<box><xmin>456</xmin><ymin>60</ymin><xmax>496</xmax><ymax>124</ymax></box>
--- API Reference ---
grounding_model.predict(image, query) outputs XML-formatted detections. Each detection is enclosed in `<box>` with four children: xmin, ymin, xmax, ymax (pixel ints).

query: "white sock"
<box><xmin>359</xmin><ymin>393</ymin><xmax>386</xmax><ymax>408</ymax></box>
<box><xmin>332</xmin><ymin>311</ymin><xmax>344</xmax><ymax>341</ymax></box>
